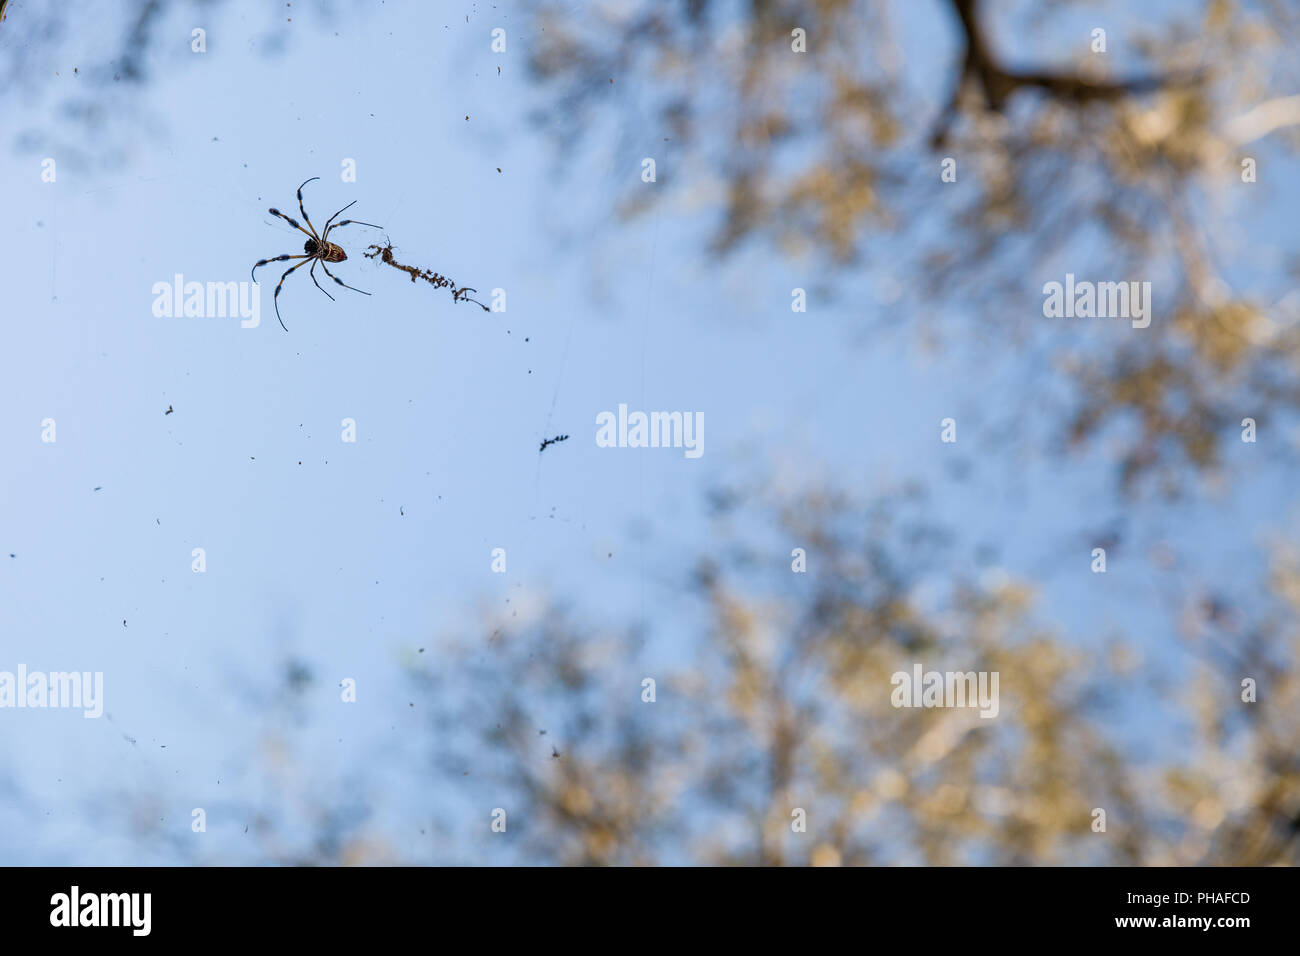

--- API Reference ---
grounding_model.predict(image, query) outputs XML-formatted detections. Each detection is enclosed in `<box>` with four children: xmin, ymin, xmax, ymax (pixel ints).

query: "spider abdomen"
<box><xmin>303</xmin><ymin>238</ymin><xmax>347</xmax><ymax>262</ymax></box>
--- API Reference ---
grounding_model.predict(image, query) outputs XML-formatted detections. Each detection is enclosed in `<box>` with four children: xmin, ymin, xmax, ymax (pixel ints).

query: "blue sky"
<box><xmin>0</xmin><ymin>0</ymin><xmax>1294</xmax><ymax>863</ymax></box>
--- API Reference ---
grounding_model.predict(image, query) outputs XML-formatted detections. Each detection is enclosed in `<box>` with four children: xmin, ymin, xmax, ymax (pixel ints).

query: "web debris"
<box><xmin>539</xmin><ymin>434</ymin><xmax>569</xmax><ymax>454</ymax></box>
<box><xmin>363</xmin><ymin>243</ymin><xmax>488</xmax><ymax>311</ymax></box>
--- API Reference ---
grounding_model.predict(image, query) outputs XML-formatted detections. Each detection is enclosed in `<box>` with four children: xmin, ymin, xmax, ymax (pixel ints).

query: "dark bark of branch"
<box><xmin>930</xmin><ymin>0</ymin><xmax>1195</xmax><ymax>147</ymax></box>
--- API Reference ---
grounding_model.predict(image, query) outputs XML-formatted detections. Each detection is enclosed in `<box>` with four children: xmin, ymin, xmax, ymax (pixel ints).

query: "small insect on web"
<box><xmin>251</xmin><ymin>178</ymin><xmax>382</xmax><ymax>331</ymax></box>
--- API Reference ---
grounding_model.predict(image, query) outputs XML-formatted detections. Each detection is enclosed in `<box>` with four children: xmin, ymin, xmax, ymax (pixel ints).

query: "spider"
<box><xmin>251</xmin><ymin>177</ymin><xmax>383</xmax><ymax>330</ymax></box>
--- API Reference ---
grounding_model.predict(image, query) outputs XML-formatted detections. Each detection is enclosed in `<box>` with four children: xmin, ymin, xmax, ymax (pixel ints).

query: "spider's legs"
<box><xmin>252</xmin><ymin>253</ymin><xmax>309</xmax><ymax>283</ymax></box>
<box><xmin>323</xmin><ymin>217</ymin><xmax>384</xmax><ymax>241</ymax></box>
<box><xmin>295</xmin><ymin>177</ymin><xmax>322</xmax><ymax>238</ymax></box>
<box><xmin>320</xmin><ymin>201</ymin><xmax>357</xmax><ymax>239</ymax></box>
<box><xmin>319</xmin><ymin>260</ymin><xmax>371</xmax><ymax>297</ymax></box>
<box><xmin>309</xmin><ymin>259</ymin><xmax>336</xmax><ymax>301</ymax></box>
<box><xmin>267</xmin><ymin>207</ymin><xmax>316</xmax><ymax>241</ymax></box>
<box><xmin>272</xmin><ymin>257</ymin><xmax>313</xmax><ymax>331</ymax></box>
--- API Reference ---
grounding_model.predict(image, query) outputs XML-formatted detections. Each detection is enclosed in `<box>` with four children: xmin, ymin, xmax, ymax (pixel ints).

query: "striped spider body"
<box><xmin>304</xmin><ymin>237</ymin><xmax>348</xmax><ymax>264</ymax></box>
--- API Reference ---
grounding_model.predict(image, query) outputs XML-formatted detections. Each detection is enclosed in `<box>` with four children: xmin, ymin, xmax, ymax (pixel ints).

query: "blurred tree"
<box><xmin>434</xmin><ymin>486</ymin><xmax>1144</xmax><ymax>864</ymax></box>
<box><xmin>417</xmin><ymin>484</ymin><xmax>1297</xmax><ymax>865</ymax></box>
<box><xmin>0</xmin><ymin>0</ymin><xmax>300</xmax><ymax>168</ymax></box>
<box><xmin>147</xmin><ymin>483</ymin><xmax>1295</xmax><ymax>865</ymax></box>
<box><xmin>522</xmin><ymin>0</ymin><xmax>1300</xmax><ymax>493</ymax></box>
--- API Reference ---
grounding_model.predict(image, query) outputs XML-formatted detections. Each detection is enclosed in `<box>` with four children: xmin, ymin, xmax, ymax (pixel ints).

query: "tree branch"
<box><xmin>931</xmin><ymin>0</ymin><xmax>1195</xmax><ymax>147</ymax></box>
